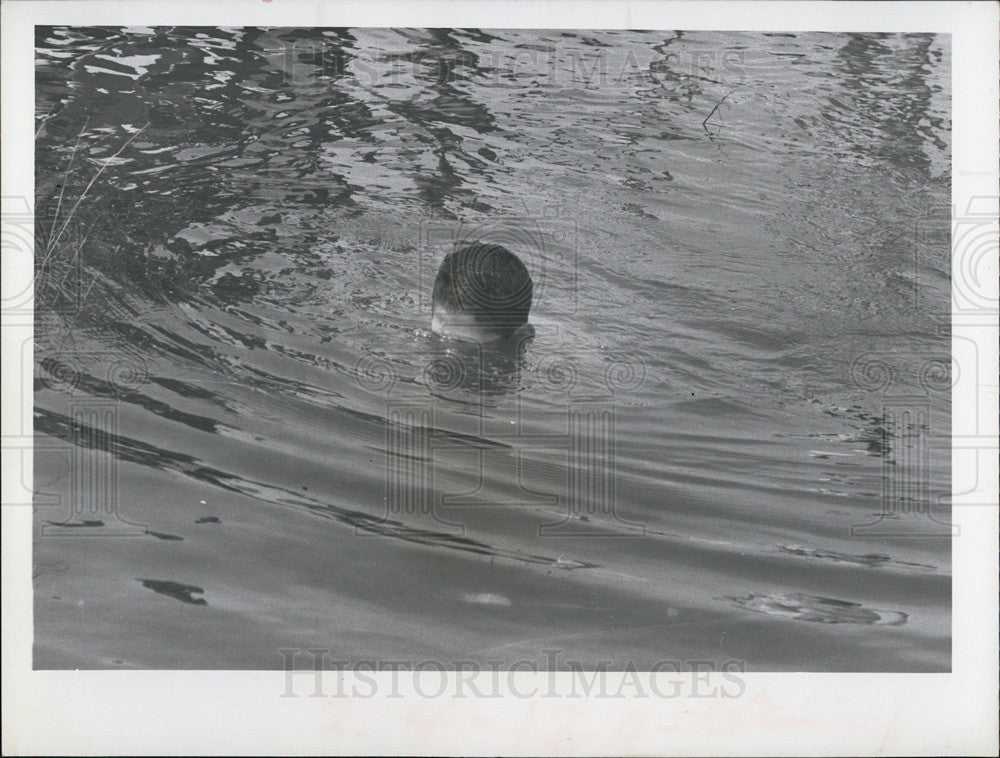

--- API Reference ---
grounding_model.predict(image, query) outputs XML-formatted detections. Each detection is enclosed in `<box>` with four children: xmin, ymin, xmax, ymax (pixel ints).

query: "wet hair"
<box><xmin>431</xmin><ymin>243</ymin><xmax>532</xmax><ymax>335</ymax></box>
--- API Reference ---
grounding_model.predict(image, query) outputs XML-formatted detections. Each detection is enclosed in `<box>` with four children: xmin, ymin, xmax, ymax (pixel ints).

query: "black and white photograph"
<box><xmin>3</xmin><ymin>1</ymin><xmax>998</xmax><ymax>755</ymax></box>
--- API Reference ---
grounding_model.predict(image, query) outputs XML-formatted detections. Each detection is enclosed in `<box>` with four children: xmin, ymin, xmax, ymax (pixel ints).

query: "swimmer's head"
<box><xmin>431</xmin><ymin>242</ymin><xmax>533</xmax><ymax>343</ymax></box>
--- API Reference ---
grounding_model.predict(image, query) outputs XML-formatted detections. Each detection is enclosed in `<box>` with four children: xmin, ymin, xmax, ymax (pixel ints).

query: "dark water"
<box><xmin>33</xmin><ymin>28</ymin><xmax>951</xmax><ymax>671</ymax></box>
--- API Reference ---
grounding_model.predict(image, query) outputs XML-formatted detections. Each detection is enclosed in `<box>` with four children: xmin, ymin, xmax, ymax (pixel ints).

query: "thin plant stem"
<box><xmin>46</xmin><ymin>123</ymin><xmax>147</xmax><ymax>258</ymax></box>
<box><xmin>49</xmin><ymin>116</ymin><xmax>90</xmax><ymax>252</ymax></box>
<box><xmin>702</xmin><ymin>89</ymin><xmax>738</xmax><ymax>131</ymax></box>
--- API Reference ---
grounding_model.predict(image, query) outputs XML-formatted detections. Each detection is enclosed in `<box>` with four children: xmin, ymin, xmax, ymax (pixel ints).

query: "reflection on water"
<box><xmin>722</xmin><ymin>593</ymin><xmax>908</xmax><ymax>626</ymax></box>
<box><xmin>33</xmin><ymin>28</ymin><xmax>950</xmax><ymax>671</ymax></box>
<box><xmin>138</xmin><ymin>579</ymin><xmax>208</xmax><ymax>606</ymax></box>
<box><xmin>425</xmin><ymin>329</ymin><xmax>533</xmax><ymax>397</ymax></box>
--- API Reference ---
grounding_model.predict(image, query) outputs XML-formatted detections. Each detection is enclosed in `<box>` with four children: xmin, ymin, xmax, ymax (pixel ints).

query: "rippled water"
<box><xmin>33</xmin><ymin>28</ymin><xmax>951</xmax><ymax>671</ymax></box>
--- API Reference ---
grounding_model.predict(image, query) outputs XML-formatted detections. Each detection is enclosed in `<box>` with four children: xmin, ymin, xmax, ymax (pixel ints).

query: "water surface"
<box><xmin>34</xmin><ymin>28</ymin><xmax>951</xmax><ymax>671</ymax></box>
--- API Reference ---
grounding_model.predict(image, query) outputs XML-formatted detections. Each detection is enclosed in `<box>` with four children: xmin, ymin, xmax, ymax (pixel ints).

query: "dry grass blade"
<box><xmin>45</xmin><ymin>123</ymin><xmax>148</xmax><ymax>258</ymax></box>
<box><xmin>47</xmin><ymin>116</ymin><xmax>90</xmax><ymax>253</ymax></box>
<box><xmin>701</xmin><ymin>89</ymin><xmax>739</xmax><ymax>132</ymax></box>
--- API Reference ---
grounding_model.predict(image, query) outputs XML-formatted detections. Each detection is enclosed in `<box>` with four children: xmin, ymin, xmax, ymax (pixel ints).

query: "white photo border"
<box><xmin>3</xmin><ymin>1</ymin><xmax>997</xmax><ymax>755</ymax></box>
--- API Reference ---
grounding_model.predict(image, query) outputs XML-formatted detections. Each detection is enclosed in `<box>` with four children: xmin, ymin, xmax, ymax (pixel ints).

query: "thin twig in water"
<box><xmin>54</xmin><ymin>241</ymin><xmax>83</xmax><ymax>295</ymax></box>
<box><xmin>55</xmin><ymin>221</ymin><xmax>95</xmax><ymax>294</ymax></box>
<box><xmin>78</xmin><ymin>266</ymin><xmax>101</xmax><ymax>306</ymax></box>
<box><xmin>57</xmin><ymin>261</ymin><xmax>108</xmax><ymax>352</ymax></box>
<box><xmin>46</xmin><ymin>123</ymin><xmax>147</xmax><ymax>257</ymax></box>
<box><xmin>35</xmin><ymin>103</ymin><xmax>56</xmax><ymax>139</ymax></box>
<box><xmin>49</xmin><ymin>116</ymin><xmax>90</xmax><ymax>252</ymax></box>
<box><xmin>701</xmin><ymin>89</ymin><xmax>738</xmax><ymax>131</ymax></box>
